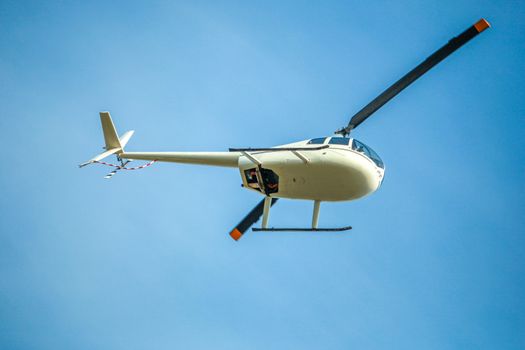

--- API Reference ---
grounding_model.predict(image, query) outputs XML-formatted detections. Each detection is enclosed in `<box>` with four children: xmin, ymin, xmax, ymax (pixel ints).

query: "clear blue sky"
<box><xmin>1</xmin><ymin>1</ymin><xmax>524</xmax><ymax>349</ymax></box>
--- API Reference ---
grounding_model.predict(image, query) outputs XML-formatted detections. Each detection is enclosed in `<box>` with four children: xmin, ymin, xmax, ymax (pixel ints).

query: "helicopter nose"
<box><xmin>377</xmin><ymin>168</ymin><xmax>385</xmax><ymax>187</ymax></box>
<box><xmin>361</xmin><ymin>164</ymin><xmax>381</xmax><ymax>192</ymax></box>
<box><xmin>344</xmin><ymin>154</ymin><xmax>382</xmax><ymax>198</ymax></box>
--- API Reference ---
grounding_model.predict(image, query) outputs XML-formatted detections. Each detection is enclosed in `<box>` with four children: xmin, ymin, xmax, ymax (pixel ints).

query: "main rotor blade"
<box><xmin>336</xmin><ymin>18</ymin><xmax>490</xmax><ymax>135</ymax></box>
<box><xmin>229</xmin><ymin>198</ymin><xmax>279</xmax><ymax>240</ymax></box>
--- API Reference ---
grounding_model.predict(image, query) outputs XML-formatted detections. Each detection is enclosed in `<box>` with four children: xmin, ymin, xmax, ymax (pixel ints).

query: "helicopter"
<box><xmin>80</xmin><ymin>18</ymin><xmax>490</xmax><ymax>240</ymax></box>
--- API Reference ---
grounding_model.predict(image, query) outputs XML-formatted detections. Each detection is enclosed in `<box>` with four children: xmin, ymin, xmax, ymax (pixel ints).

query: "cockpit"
<box><xmin>352</xmin><ymin>139</ymin><xmax>384</xmax><ymax>169</ymax></box>
<box><xmin>307</xmin><ymin>137</ymin><xmax>384</xmax><ymax>169</ymax></box>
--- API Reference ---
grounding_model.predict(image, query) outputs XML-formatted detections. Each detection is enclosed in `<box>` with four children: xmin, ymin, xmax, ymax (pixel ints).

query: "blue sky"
<box><xmin>1</xmin><ymin>0</ymin><xmax>524</xmax><ymax>349</ymax></box>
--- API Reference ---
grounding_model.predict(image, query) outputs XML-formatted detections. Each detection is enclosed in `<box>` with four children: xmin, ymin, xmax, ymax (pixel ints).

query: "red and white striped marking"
<box><xmin>93</xmin><ymin>159</ymin><xmax>157</xmax><ymax>170</ymax></box>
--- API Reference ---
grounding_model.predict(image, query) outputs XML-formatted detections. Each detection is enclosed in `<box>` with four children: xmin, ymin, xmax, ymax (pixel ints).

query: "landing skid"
<box><xmin>250</xmin><ymin>198</ymin><xmax>352</xmax><ymax>235</ymax></box>
<box><xmin>253</xmin><ymin>226</ymin><xmax>352</xmax><ymax>232</ymax></box>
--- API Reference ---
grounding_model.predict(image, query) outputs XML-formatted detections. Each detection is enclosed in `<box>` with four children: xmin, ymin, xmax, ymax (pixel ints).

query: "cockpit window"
<box><xmin>328</xmin><ymin>137</ymin><xmax>350</xmax><ymax>145</ymax></box>
<box><xmin>307</xmin><ymin>137</ymin><xmax>327</xmax><ymax>145</ymax></box>
<box><xmin>352</xmin><ymin>139</ymin><xmax>384</xmax><ymax>169</ymax></box>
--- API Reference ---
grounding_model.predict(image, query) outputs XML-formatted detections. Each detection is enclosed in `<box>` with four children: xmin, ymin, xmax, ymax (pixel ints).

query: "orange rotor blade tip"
<box><xmin>230</xmin><ymin>228</ymin><xmax>243</xmax><ymax>241</ymax></box>
<box><xmin>474</xmin><ymin>18</ymin><xmax>490</xmax><ymax>33</ymax></box>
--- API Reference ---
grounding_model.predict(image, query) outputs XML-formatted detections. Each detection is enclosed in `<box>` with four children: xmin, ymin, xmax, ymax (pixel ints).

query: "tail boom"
<box><xmin>120</xmin><ymin>152</ymin><xmax>240</xmax><ymax>167</ymax></box>
<box><xmin>80</xmin><ymin>111</ymin><xmax>241</xmax><ymax>168</ymax></box>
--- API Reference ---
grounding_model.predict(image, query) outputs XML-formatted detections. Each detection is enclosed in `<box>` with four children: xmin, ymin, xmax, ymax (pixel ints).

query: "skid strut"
<box><xmin>312</xmin><ymin>200</ymin><xmax>321</xmax><ymax>229</ymax></box>
<box><xmin>262</xmin><ymin>196</ymin><xmax>272</xmax><ymax>229</ymax></box>
<box><xmin>253</xmin><ymin>199</ymin><xmax>352</xmax><ymax>232</ymax></box>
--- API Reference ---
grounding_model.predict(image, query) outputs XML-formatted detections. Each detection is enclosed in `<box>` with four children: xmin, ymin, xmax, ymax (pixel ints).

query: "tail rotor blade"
<box><xmin>229</xmin><ymin>198</ymin><xmax>279</xmax><ymax>241</ymax></box>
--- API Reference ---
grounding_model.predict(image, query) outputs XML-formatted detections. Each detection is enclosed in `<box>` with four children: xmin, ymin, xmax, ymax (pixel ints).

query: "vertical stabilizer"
<box><xmin>79</xmin><ymin>112</ymin><xmax>134</xmax><ymax>167</ymax></box>
<box><xmin>100</xmin><ymin>112</ymin><xmax>122</xmax><ymax>151</ymax></box>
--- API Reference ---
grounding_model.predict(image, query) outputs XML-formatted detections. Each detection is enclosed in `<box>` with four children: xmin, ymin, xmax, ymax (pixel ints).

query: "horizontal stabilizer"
<box><xmin>79</xmin><ymin>112</ymin><xmax>134</xmax><ymax>167</ymax></box>
<box><xmin>79</xmin><ymin>147</ymin><xmax>121</xmax><ymax>167</ymax></box>
<box><xmin>119</xmin><ymin>130</ymin><xmax>135</xmax><ymax>148</ymax></box>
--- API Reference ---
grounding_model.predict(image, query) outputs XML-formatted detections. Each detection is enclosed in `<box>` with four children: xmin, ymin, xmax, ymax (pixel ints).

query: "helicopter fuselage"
<box><xmin>238</xmin><ymin>137</ymin><xmax>385</xmax><ymax>202</ymax></box>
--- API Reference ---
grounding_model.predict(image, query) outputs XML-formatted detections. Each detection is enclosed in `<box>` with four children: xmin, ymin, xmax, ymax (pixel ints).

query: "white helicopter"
<box><xmin>81</xmin><ymin>19</ymin><xmax>490</xmax><ymax>240</ymax></box>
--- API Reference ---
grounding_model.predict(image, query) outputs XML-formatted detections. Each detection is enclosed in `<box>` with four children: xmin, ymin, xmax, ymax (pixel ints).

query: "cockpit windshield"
<box><xmin>328</xmin><ymin>137</ymin><xmax>351</xmax><ymax>145</ymax></box>
<box><xmin>307</xmin><ymin>137</ymin><xmax>327</xmax><ymax>145</ymax></box>
<box><xmin>352</xmin><ymin>139</ymin><xmax>384</xmax><ymax>169</ymax></box>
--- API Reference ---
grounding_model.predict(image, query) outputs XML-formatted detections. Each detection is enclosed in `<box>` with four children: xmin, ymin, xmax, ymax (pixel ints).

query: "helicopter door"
<box><xmin>244</xmin><ymin>168</ymin><xmax>263</xmax><ymax>191</ymax></box>
<box><xmin>244</xmin><ymin>167</ymin><xmax>279</xmax><ymax>195</ymax></box>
